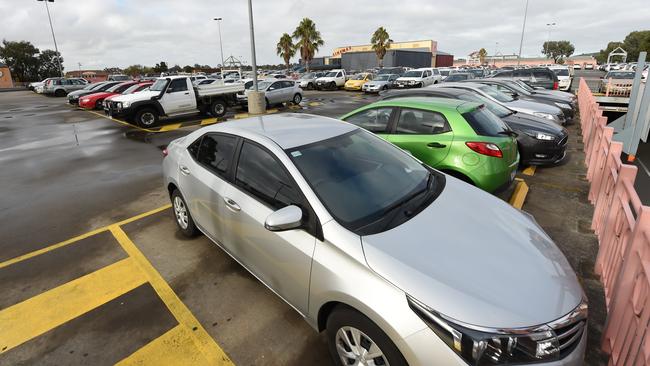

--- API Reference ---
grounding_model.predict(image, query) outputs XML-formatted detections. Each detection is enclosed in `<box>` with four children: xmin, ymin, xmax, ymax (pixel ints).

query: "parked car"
<box><xmin>238</xmin><ymin>79</ymin><xmax>302</xmax><ymax>107</ymax></box>
<box><xmin>42</xmin><ymin>78</ymin><xmax>88</xmax><ymax>97</ymax></box>
<box><xmin>107</xmin><ymin>76</ymin><xmax>244</xmax><ymax>126</ymax></box>
<box><xmin>102</xmin><ymin>82</ymin><xmax>153</xmax><ymax>113</ymax></box>
<box><xmin>377</xmin><ymin>66</ymin><xmax>406</xmax><ymax>76</ymax></box>
<box><xmin>315</xmin><ymin>69</ymin><xmax>348</xmax><ymax>90</ymax></box>
<box><xmin>442</xmin><ymin>73</ymin><xmax>473</xmax><ymax>82</ymax></box>
<box><xmin>362</xmin><ymin>74</ymin><xmax>399</xmax><ymax>93</ymax></box>
<box><xmin>548</xmin><ymin>66</ymin><xmax>573</xmax><ymax>91</ymax></box>
<box><xmin>28</xmin><ymin>77</ymin><xmax>63</xmax><ymax>91</ymax></box>
<box><xmin>585</xmin><ymin>64</ymin><xmax>594</xmax><ymax>70</ymax></box>
<box><xmin>298</xmin><ymin>72</ymin><xmax>326</xmax><ymax>89</ymax></box>
<box><xmin>491</xmin><ymin>67</ymin><xmax>560</xmax><ymax>90</ymax></box>
<box><xmin>344</xmin><ymin>73</ymin><xmax>373</xmax><ymax>91</ymax></box>
<box><xmin>67</xmin><ymin>81</ymin><xmax>122</xmax><ymax>105</ymax></box>
<box><xmin>163</xmin><ymin>113</ymin><xmax>586</xmax><ymax>366</ymax></box>
<box><xmin>382</xmin><ymin>87</ymin><xmax>569</xmax><ymax>165</ymax></box>
<box><xmin>472</xmin><ymin>79</ymin><xmax>575</xmax><ymax>122</ymax></box>
<box><xmin>341</xmin><ymin>97</ymin><xmax>520</xmax><ymax>192</ymax></box>
<box><xmin>573</xmin><ymin>64</ymin><xmax>582</xmax><ymax>70</ymax></box>
<box><xmin>441</xmin><ymin>82</ymin><xmax>566</xmax><ymax>125</ymax></box>
<box><xmin>599</xmin><ymin>71</ymin><xmax>636</xmax><ymax>93</ymax></box>
<box><xmin>189</xmin><ymin>75</ymin><xmax>208</xmax><ymax>84</ymax></box>
<box><xmin>195</xmin><ymin>78</ymin><xmax>220</xmax><ymax>86</ymax></box>
<box><xmin>78</xmin><ymin>81</ymin><xmax>142</xmax><ymax>109</ymax></box>
<box><xmin>107</xmin><ymin>74</ymin><xmax>131</xmax><ymax>81</ymax></box>
<box><xmin>395</xmin><ymin>68</ymin><xmax>438</xmax><ymax>88</ymax></box>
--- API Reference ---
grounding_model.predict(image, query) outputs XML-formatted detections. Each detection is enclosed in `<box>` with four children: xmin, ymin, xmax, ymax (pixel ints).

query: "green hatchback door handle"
<box><xmin>427</xmin><ymin>142</ymin><xmax>446</xmax><ymax>148</ymax></box>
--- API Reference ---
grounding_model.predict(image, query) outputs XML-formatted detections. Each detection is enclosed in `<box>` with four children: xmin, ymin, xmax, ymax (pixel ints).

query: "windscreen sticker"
<box><xmin>291</xmin><ymin>151</ymin><xmax>302</xmax><ymax>157</ymax></box>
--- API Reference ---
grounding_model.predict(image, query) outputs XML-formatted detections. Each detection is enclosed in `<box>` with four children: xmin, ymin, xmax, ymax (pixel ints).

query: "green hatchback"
<box><xmin>340</xmin><ymin>97</ymin><xmax>520</xmax><ymax>192</ymax></box>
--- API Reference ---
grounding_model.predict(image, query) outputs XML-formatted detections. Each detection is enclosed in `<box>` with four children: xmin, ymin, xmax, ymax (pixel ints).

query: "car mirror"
<box><xmin>264</xmin><ymin>205</ymin><xmax>303</xmax><ymax>232</ymax></box>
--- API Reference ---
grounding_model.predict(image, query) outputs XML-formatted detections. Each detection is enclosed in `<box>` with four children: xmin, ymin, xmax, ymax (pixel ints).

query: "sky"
<box><xmin>1</xmin><ymin>0</ymin><xmax>648</xmax><ymax>71</ymax></box>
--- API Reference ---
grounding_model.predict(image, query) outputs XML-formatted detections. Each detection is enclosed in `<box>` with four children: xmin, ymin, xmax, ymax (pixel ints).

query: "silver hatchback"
<box><xmin>162</xmin><ymin>114</ymin><xmax>587</xmax><ymax>366</ymax></box>
<box><xmin>238</xmin><ymin>79</ymin><xmax>303</xmax><ymax>107</ymax></box>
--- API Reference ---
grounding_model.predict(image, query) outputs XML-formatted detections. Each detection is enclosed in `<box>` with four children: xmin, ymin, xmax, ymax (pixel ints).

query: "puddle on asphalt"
<box><xmin>124</xmin><ymin>130</ymin><xmax>153</xmax><ymax>143</ymax></box>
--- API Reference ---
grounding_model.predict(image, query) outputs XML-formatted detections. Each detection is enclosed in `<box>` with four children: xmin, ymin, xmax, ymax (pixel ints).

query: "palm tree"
<box><xmin>276</xmin><ymin>33</ymin><xmax>295</xmax><ymax>74</ymax></box>
<box><xmin>478</xmin><ymin>48</ymin><xmax>488</xmax><ymax>65</ymax></box>
<box><xmin>371</xmin><ymin>27</ymin><xmax>391</xmax><ymax>68</ymax></box>
<box><xmin>292</xmin><ymin>18</ymin><xmax>324</xmax><ymax>72</ymax></box>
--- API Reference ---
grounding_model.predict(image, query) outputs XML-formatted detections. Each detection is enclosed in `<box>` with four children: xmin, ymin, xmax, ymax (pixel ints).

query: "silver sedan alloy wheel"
<box><xmin>173</xmin><ymin>196</ymin><xmax>189</xmax><ymax>229</ymax></box>
<box><xmin>335</xmin><ymin>326</ymin><xmax>389</xmax><ymax>366</ymax></box>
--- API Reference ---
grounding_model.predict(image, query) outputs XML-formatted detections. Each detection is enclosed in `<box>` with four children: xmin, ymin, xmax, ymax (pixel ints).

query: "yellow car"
<box><xmin>344</xmin><ymin>73</ymin><xmax>373</xmax><ymax>91</ymax></box>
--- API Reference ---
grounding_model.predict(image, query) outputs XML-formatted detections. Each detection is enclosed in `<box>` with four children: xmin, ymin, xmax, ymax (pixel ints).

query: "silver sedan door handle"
<box><xmin>179</xmin><ymin>165</ymin><xmax>191</xmax><ymax>175</ymax></box>
<box><xmin>224</xmin><ymin>197</ymin><xmax>241</xmax><ymax>212</ymax></box>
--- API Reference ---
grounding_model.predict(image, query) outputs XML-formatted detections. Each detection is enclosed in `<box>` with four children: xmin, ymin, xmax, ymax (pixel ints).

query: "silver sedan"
<box><xmin>162</xmin><ymin>113</ymin><xmax>587</xmax><ymax>366</ymax></box>
<box><xmin>237</xmin><ymin>79</ymin><xmax>303</xmax><ymax>107</ymax></box>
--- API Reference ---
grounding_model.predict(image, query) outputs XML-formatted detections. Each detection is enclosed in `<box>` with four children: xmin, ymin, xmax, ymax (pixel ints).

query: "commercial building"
<box><xmin>0</xmin><ymin>63</ymin><xmax>14</xmax><ymax>88</ymax></box>
<box><xmin>453</xmin><ymin>53</ymin><xmax>597</xmax><ymax>68</ymax></box>
<box><xmin>330</xmin><ymin>40</ymin><xmax>453</xmax><ymax>69</ymax></box>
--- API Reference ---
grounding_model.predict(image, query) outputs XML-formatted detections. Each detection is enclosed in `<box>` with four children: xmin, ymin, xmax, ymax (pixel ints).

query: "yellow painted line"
<box><xmin>0</xmin><ymin>258</ymin><xmax>146</xmax><ymax>354</ymax></box>
<box><xmin>266</xmin><ymin>108</ymin><xmax>279</xmax><ymax>114</ymax></box>
<box><xmin>0</xmin><ymin>204</ymin><xmax>171</xmax><ymax>270</ymax></box>
<box><xmin>308</xmin><ymin>101</ymin><xmax>323</xmax><ymax>107</ymax></box>
<box><xmin>200</xmin><ymin>118</ymin><xmax>218</xmax><ymax>126</ymax></box>
<box><xmin>85</xmin><ymin>110</ymin><xmax>159</xmax><ymax>133</ymax></box>
<box><xmin>509</xmin><ymin>180</ymin><xmax>530</xmax><ymax>209</ymax></box>
<box><xmin>115</xmin><ymin>324</ymin><xmax>210</xmax><ymax>365</ymax></box>
<box><xmin>158</xmin><ymin>123</ymin><xmax>183</xmax><ymax>132</ymax></box>
<box><xmin>234</xmin><ymin>113</ymin><xmax>249</xmax><ymax>119</ymax></box>
<box><xmin>522</xmin><ymin>166</ymin><xmax>536</xmax><ymax>176</ymax></box>
<box><xmin>109</xmin><ymin>226</ymin><xmax>233</xmax><ymax>365</ymax></box>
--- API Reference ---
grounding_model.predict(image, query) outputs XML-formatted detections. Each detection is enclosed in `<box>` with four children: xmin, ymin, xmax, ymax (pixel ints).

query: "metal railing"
<box><xmin>578</xmin><ymin>77</ymin><xmax>650</xmax><ymax>365</ymax></box>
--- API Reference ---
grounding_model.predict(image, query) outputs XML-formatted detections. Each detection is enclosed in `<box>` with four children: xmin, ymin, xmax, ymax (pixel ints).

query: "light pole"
<box><xmin>246</xmin><ymin>0</ymin><xmax>265</xmax><ymax>114</ymax></box>
<box><xmin>517</xmin><ymin>0</ymin><xmax>529</xmax><ymax>66</ymax></box>
<box><xmin>546</xmin><ymin>22</ymin><xmax>557</xmax><ymax>43</ymax></box>
<box><xmin>37</xmin><ymin>0</ymin><xmax>63</xmax><ymax>77</ymax></box>
<box><xmin>213</xmin><ymin>18</ymin><xmax>225</xmax><ymax>70</ymax></box>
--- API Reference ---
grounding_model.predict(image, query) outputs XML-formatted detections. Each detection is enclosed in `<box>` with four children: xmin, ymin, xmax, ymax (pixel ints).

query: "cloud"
<box><xmin>1</xmin><ymin>0</ymin><xmax>648</xmax><ymax>71</ymax></box>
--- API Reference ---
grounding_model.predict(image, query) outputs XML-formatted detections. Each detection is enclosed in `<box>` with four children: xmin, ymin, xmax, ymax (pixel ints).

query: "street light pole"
<box><xmin>213</xmin><ymin>18</ymin><xmax>225</xmax><ymax>70</ymax></box>
<box><xmin>546</xmin><ymin>22</ymin><xmax>556</xmax><ymax>43</ymax></box>
<box><xmin>517</xmin><ymin>0</ymin><xmax>529</xmax><ymax>66</ymax></box>
<box><xmin>38</xmin><ymin>0</ymin><xmax>64</xmax><ymax>77</ymax></box>
<box><xmin>246</xmin><ymin>0</ymin><xmax>265</xmax><ymax>115</ymax></box>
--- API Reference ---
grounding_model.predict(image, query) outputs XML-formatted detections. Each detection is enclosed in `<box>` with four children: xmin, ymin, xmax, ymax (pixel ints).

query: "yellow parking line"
<box><xmin>109</xmin><ymin>226</ymin><xmax>233</xmax><ymax>365</ymax></box>
<box><xmin>0</xmin><ymin>204</ymin><xmax>171</xmax><ymax>270</ymax></box>
<box><xmin>200</xmin><ymin>118</ymin><xmax>218</xmax><ymax>126</ymax></box>
<box><xmin>522</xmin><ymin>166</ymin><xmax>536</xmax><ymax>176</ymax></box>
<box><xmin>0</xmin><ymin>258</ymin><xmax>146</xmax><ymax>354</ymax></box>
<box><xmin>509</xmin><ymin>179</ymin><xmax>530</xmax><ymax>209</ymax></box>
<box><xmin>115</xmin><ymin>324</ymin><xmax>210</xmax><ymax>365</ymax></box>
<box><xmin>158</xmin><ymin>123</ymin><xmax>183</xmax><ymax>132</ymax></box>
<box><xmin>234</xmin><ymin>112</ymin><xmax>249</xmax><ymax>119</ymax></box>
<box><xmin>266</xmin><ymin>108</ymin><xmax>279</xmax><ymax>114</ymax></box>
<box><xmin>308</xmin><ymin>101</ymin><xmax>323</xmax><ymax>107</ymax></box>
<box><xmin>85</xmin><ymin>110</ymin><xmax>159</xmax><ymax>133</ymax></box>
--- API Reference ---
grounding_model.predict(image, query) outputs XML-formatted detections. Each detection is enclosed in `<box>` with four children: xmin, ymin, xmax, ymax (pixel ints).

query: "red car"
<box><xmin>78</xmin><ymin>81</ymin><xmax>142</xmax><ymax>109</ymax></box>
<box><xmin>101</xmin><ymin>81</ymin><xmax>153</xmax><ymax>112</ymax></box>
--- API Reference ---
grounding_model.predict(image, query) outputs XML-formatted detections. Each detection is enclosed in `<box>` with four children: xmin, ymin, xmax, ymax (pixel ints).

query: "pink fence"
<box><xmin>578</xmin><ymin>77</ymin><xmax>650</xmax><ymax>365</ymax></box>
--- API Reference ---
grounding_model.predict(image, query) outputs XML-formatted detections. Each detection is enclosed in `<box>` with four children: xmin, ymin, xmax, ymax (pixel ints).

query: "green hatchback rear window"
<box><xmin>462</xmin><ymin>106</ymin><xmax>509</xmax><ymax>137</ymax></box>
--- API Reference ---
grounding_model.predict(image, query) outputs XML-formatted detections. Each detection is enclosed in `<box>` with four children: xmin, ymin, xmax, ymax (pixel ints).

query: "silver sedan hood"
<box><xmin>506</xmin><ymin>98</ymin><xmax>562</xmax><ymax>115</ymax></box>
<box><xmin>361</xmin><ymin>177</ymin><xmax>582</xmax><ymax>329</ymax></box>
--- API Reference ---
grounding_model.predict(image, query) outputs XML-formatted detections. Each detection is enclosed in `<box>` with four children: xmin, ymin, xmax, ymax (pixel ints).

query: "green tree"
<box><xmin>622</xmin><ymin>30</ymin><xmax>650</xmax><ymax>61</ymax></box>
<box><xmin>123</xmin><ymin>64</ymin><xmax>144</xmax><ymax>77</ymax></box>
<box><xmin>596</xmin><ymin>41</ymin><xmax>625</xmax><ymax>63</ymax></box>
<box><xmin>0</xmin><ymin>40</ymin><xmax>40</xmax><ymax>81</ymax></box>
<box><xmin>478</xmin><ymin>48</ymin><xmax>488</xmax><ymax>64</ymax></box>
<box><xmin>276</xmin><ymin>33</ymin><xmax>295</xmax><ymax>73</ymax></box>
<box><xmin>153</xmin><ymin>61</ymin><xmax>168</xmax><ymax>73</ymax></box>
<box><xmin>292</xmin><ymin>18</ymin><xmax>324</xmax><ymax>72</ymax></box>
<box><xmin>169</xmin><ymin>64</ymin><xmax>181</xmax><ymax>73</ymax></box>
<box><xmin>38</xmin><ymin>49</ymin><xmax>63</xmax><ymax>78</ymax></box>
<box><xmin>542</xmin><ymin>40</ymin><xmax>575</xmax><ymax>63</ymax></box>
<box><xmin>371</xmin><ymin>27</ymin><xmax>391</xmax><ymax>68</ymax></box>
<box><xmin>182</xmin><ymin>65</ymin><xmax>193</xmax><ymax>73</ymax></box>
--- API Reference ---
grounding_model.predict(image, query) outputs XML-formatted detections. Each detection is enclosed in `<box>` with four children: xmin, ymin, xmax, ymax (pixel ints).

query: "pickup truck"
<box><xmin>315</xmin><ymin>69</ymin><xmax>348</xmax><ymax>90</ymax></box>
<box><xmin>106</xmin><ymin>75</ymin><xmax>244</xmax><ymax>127</ymax></box>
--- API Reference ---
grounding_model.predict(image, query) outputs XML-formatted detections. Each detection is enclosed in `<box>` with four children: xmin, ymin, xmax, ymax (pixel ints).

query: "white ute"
<box><xmin>315</xmin><ymin>69</ymin><xmax>348</xmax><ymax>90</ymax></box>
<box><xmin>106</xmin><ymin>76</ymin><xmax>244</xmax><ymax>127</ymax></box>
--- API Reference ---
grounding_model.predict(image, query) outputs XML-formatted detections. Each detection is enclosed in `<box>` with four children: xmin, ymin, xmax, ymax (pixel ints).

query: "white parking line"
<box><xmin>637</xmin><ymin>158</ymin><xmax>650</xmax><ymax>178</ymax></box>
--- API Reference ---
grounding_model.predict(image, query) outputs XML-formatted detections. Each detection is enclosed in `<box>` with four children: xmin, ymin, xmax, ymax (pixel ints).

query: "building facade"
<box><xmin>332</xmin><ymin>40</ymin><xmax>443</xmax><ymax>67</ymax></box>
<box><xmin>341</xmin><ymin>50</ymin><xmax>433</xmax><ymax>71</ymax></box>
<box><xmin>453</xmin><ymin>54</ymin><xmax>598</xmax><ymax>68</ymax></box>
<box><xmin>0</xmin><ymin>63</ymin><xmax>14</xmax><ymax>88</ymax></box>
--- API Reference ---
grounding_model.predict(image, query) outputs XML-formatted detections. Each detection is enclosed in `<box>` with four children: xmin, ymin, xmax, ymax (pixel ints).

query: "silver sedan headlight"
<box><xmin>554</xmin><ymin>102</ymin><xmax>571</xmax><ymax>109</ymax></box>
<box><xmin>407</xmin><ymin>295</ymin><xmax>587</xmax><ymax>365</ymax></box>
<box><xmin>532</xmin><ymin>112</ymin><xmax>557</xmax><ymax>121</ymax></box>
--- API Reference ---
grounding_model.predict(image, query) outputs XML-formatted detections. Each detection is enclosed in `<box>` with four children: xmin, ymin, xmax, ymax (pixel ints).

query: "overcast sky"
<box><xmin>1</xmin><ymin>0</ymin><xmax>648</xmax><ymax>70</ymax></box>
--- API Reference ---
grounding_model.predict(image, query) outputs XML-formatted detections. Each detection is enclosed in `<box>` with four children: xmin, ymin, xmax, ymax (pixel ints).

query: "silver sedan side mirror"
<box><xmin>264</xmin><ymin>205</ymin><xmax>303</xmax><ymax>232</ymax></box>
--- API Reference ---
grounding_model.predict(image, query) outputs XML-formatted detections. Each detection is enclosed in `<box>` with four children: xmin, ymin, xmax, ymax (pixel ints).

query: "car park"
<box><xmin>382</xmin><ymin>87</ymin><xmax>569</xmax><ymax>165</ymax></box>
<box><xmin>107</xmin><ymin>74</ymin><xmax>131</xmax><ymax>81</ymax></box>
<box><xmin>315</xmin><ymin>69</ymin><xmax>348</xmax><ymax>90</ymax></box>
<box><xmin>67</xmin><ymin>81</ymin><xmax>123</xmax><ymax>105</ymax></box>
<box><xmin>377</xmin><ymin>66</ymin><xmax>405</xmax><ymax>76</ymax></box>
<box><xmin>107</xmin><ymin>75</ymin><xmax>244</xmax><ymax>126</ymax></box>
<box><xmin>441</xmin><ymin>82</ymin><xmax>566</xmax><ymax>125</ymax></box>
<box><xmin>341</xmin><ymin>97</ymin><xmax>520</xmax><ymax>192</ymax></box>
<box><xmin>472</xmin><ymin>79</ymin><xmax>576</xmax><ymax>122</ymax></box>
<box><xmin>548</xmin><ymin>66</ymin><xmax>573</xmax><ymax>91</ymax></box>
<box><xmin>298</xmin><ymin>72</ymin><xmax>326</xmax><ymax>89</ymax></box>
<box><xmin>344</xmin><ymin>72</ymin><xmax>373</xmax><ymax>91</ymax></box>
<box><xmin>491</xmin><ymin>67</ymin><xmax>560</xmax><ymax>90</ymax></box>
<box><xmin>78</xmin><ymin>81</ymin><xmax>141</xmax><ymax>109</ymax></box>
<box><xmin>598</xmin><ymin>70</ymin><xmax>636</xmax><ymax>93</ymax></box>
<box><xmin>237</xmin><ymin>79</ymin><xmax>302</xmax><ymax>107</ymax></box>
<box><xmin>42</xmin><ymin>77</ymin><xmax>88</xmax><ymax>97</ymax></box>
<box><xmin>163</xmin><ymin>113</ymin><xmax>586</xmax><ymax>366</ymax></box>
<box><xmin>395</xmin><ymin>68</ymin><xmax>438</xmax><ymax>88</ymax></box>
<box><xmin>362</xmin><ymin>73</ymin><xmax>399</xmax><ymax>93</ymax></box>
